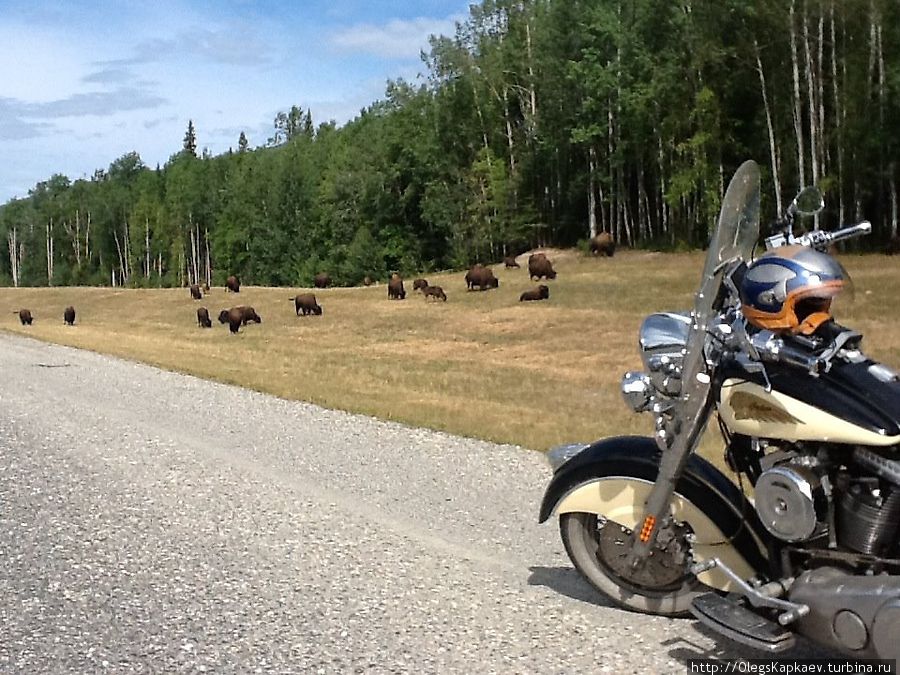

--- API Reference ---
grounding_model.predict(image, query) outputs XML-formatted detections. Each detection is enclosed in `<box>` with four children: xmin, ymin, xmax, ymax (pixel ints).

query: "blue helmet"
<box><xmin>740</xmin><ymin>245</ymin><xmax>847</xmax><ymax>335</ymax></box>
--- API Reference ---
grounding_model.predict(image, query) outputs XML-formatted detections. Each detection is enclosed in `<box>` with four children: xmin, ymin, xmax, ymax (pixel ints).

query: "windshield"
<box><xmin>697</xmin><ymin>160</ymin><xmax>760</xmax><ymax>319</ymax></box>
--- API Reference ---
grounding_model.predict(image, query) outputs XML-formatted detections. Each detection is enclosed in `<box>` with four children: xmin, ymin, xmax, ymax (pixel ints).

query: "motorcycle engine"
<box><xmin>836</xmin><ymin>448</ymin><xmax>900</xmax><ymax>556</ymax></box>
<box><xmin>755</xmin><ymin>456</ymin><xmax>830</xmax><ymax>543</ymax></box>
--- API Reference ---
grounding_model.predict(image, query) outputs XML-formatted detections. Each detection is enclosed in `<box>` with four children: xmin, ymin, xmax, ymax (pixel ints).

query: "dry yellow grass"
<box><xmin>1</xmin><ymin>250</ymin><xmax>897</xmax><ymax>455</ymax></box>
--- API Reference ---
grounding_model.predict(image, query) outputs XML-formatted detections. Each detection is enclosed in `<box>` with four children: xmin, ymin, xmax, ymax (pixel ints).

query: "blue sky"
<box><xmin>0</xmin><ymin>0</ymin><xmax>470</xmax><ymax>203</ymax></box>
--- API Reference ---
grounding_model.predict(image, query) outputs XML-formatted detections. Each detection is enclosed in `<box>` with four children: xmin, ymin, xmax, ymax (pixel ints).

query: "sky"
<box><xmin>0</xmin><ymin>0</ymin><xmax>470</xmax><ymax>203</ymax></box>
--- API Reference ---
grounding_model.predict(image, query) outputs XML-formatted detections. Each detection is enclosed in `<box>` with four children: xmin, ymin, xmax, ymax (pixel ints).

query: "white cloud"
<box><xmin>330</xmin><ymin>14</ymin><xmax>463</xmax><ymax>60</ymax></box>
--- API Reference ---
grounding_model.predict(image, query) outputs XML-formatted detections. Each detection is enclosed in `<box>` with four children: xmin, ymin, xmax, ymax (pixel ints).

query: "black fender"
<box><xmin>539</xmin><ymin>435</ymin><xmax>771</xmax><ymax>576</ymax></box>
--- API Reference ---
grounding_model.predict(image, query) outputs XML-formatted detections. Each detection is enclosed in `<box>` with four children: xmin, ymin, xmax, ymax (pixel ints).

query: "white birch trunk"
<box><xmin>790</xmin><ymin>0</ymin><xmax>807</xmax><ymax>187</ymax></box>
<box><xmin>755</xmin><ymin>40</ymin><xmax>783</xmax><ymax>215</ymax></box>
<box><xmin>8</xmin><ymin>227</ymin><xmax>19</xmax><ymax>287</ymax></box>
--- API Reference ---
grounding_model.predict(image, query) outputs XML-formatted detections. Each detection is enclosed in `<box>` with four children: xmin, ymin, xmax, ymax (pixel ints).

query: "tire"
<box><xmin>560</xmin><ymin>511</ymin><xmax>707</xmax><ymax>617</ymax></box>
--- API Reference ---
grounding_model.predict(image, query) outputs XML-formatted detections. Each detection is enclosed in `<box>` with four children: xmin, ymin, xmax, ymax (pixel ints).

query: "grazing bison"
<box><xmin>363</xmin><ymin>276</ymin><xmax>373</xmax><ymax>287</ymax></box>
<box><xmin>225</xmin><ymin>275</ymin><xmax>241</xmax><ymax>293</ymax></box>
<box><xmin>423</xmin><ymin>285</ymin><xmax>447</xmax><ymax>302</ymax></box>
<box><xmin>63</xmin><ymin>306</ymin><xmax>76</xmax><ymax>326</ymax></box>
<box><xmin>16</xmin><ymin>309</ymin><xmax>33</xmax><ymax>325</ymax></box>
<box><xmin>314</xmin><ymin>273</ymin><xmax>331</xmax><ymax>289</ymax></box>
<box><xmin>887</xmin><ymin>235</ymin><xmax>900</xmax><ymax>255</ymax></box>
<box><xmin>589</xmin><ymin>232</ymin><xmax>616</xmax><ymax>257</ymax></box>
<box><xmin>528</xmin><ymin>253</ymin><xmax>557</xmax><ymax>280</ymax></box>
<box><xmin>388</xmin><ymin>274</ymin><xmax>406</xmax><ymax>300</ymax></box>
<box><xmin>465</xmin><ymin>265</ymin><xmax>499</xmax><ymax>291</ymax></box>
<box><xmin>504</xmin><ymin>256</ymin><xmax>520</xmax><ymax>268</ymax></box>
<box><xmin>236</xmin><ymin>306</ymin><xmax>261</xmax><ymax>325</ymax></box>
<box><xmin>190</xmin><ymin>283</ymin><xmax>202</xmax><ymax>300</ymax></box>
<box><xmin>520</xmin><ymin>285</ymin><xmax>550</xmax><ymax>302</ymax></box>
<box><xmin>412</xmin><ymin>278</ymin><xmax>429</xmax><ymax>292</ymax></box>
<box><xmin>292</xmin><ymin>293</ymin><xmax>323</xmax><ymax>316</ymax></box>
<box><xmin>197</xmin><ymin>307</ymin><xmax>212</xmax><ymax>328</ymax></box>
<box><xmin>218</xmin><ymin>308</ymin><xmax>244</xmax><ymax>334</ymax></box>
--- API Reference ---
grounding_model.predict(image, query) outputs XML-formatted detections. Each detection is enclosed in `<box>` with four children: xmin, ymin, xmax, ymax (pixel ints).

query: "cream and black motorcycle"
<box><xmin>539</xmin><ymin>160</ymin><xmax>899</xmax><ymax>659</ymax></box>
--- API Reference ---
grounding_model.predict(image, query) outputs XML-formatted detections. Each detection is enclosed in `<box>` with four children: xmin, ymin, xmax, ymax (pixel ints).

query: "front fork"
<box><xmin>625</xmin><ymin>381</ymin><xmax>716</xmax><ymax>568</ymax></box>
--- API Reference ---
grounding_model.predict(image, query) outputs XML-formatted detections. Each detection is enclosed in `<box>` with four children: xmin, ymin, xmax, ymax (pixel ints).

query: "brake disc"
<box><xmin>596</xmin><ymin>519</ymin><xmax>691</xmax><ymax>590</ymax></box>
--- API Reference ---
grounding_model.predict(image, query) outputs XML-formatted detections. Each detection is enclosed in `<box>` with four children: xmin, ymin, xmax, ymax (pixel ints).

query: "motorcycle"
<box><xmin>539</xmin><ymin>160</ymin><xmax>900</xmax><ymax>659</ymax></box>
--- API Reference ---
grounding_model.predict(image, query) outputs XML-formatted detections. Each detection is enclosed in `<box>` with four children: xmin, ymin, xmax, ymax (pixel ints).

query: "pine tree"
<box><xmin>183</xmin><ymin>120</ymin><xmax>198</xmax><ymax>157</ymax></box>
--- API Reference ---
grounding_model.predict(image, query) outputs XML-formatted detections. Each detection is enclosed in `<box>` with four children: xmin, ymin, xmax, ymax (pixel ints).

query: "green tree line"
<box><xmin>2</xmin><ymin>0</ymin><xmax>899</xmax><ymax>288</ymax></box>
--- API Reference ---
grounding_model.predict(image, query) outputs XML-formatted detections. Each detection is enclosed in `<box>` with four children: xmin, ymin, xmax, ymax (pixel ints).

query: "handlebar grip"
<box><xmin>828</xmin><ymin>221</ymin><xmax>871</xmax><ymax>244</ymax></box>
<box><xmin>770</xmin><ymin>342</ymin><xmax>822</xmax><ymax>373</ymax></box>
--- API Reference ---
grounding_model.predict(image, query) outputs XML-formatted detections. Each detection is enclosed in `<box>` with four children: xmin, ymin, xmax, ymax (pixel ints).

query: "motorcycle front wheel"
<box><xmin>560</xmin><ymin>511</ymin><xmax>705</xmax><ymax>617</ymax></box>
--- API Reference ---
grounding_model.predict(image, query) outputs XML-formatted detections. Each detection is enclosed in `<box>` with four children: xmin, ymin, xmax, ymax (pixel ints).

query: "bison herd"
<box><xmin>10</xmin><ymin>246</ymin><xmax>620</xmax><ymax>336</ymax></box>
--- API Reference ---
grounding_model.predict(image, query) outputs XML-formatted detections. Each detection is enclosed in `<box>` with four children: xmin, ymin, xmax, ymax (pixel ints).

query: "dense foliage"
<box><xmin>2</xmin><ymin>0</ymin><xmax>899</xmax><ymax>288</ymax></box>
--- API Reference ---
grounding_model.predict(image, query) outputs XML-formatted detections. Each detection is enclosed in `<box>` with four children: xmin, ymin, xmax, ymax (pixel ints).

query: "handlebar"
<box><xmin>764</xmin><ymin>221</ymin><xmax>871</xmax><ymax>252</ymax></box>
<box><xmin>749</xmin><ymin>331</ymin><xmax>823</xmax><ymax>375</ymax></box>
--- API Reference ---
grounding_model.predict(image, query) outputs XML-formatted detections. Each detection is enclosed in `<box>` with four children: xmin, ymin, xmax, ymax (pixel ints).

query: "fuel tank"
<box><xmin>718</xmin><ymin>356</ymin><xmax>900</xmax><ymax>447</ymax></box>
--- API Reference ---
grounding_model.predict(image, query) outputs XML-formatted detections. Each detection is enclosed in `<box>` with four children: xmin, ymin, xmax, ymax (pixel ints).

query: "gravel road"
<box><xmin>0</xmin><ymin>333</ymin><xmax>827</xmax><ymax>674</ymax></box>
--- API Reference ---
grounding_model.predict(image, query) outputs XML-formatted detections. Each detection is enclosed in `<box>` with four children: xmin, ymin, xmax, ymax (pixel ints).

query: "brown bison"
<box><xmin>16</xmin><ymin>309</ymin><xmax>33</xmax><ymax>325</ymax></box>
<box><xmin>314</xmin><ymin>272</ymin><xmax>331</xmax><ymax>289</ymax></box>
<box><xmin>503</xmin><ymin>256</ymin><xmax>520</xmax><ymax>268</ymax></box>
<box><xmin>197</xmin><ymin>307</ymin><xmax>212</xmax><ymax>328</ymax></box>
<box><xmin>520</xmin><ymin>285</ymin><xmax>550</xmax><ymax>302</ymax></box>
<box><xmin>225</xmin><ymin>275</ymin><xmax>241</xmax><ymax>293</ymax></box>
<box><xmin>218</xmin><ymin>308</ymin><xmax>244</xmax><ymax>334</ymax></box>
<box><xmin>423</xmin><ymin>285</ymin><xmax>447</xmax><ymax>302</ymax></box>
<box><xmin>63</xmin><ymin>306</ymin><xmax>76</xmax><ymax>326</ymax></box>
<box><xmin>589</xmin><ymin>232</ymin><xmax>616</xmax><ymax>257</ymax></box>
<box><xmin>190</xmin><ymin>283</ymin><xmax>202</xmax><ymax>300</ymax></box>
<box><xmin>412</xmin><ymin>278</ymin><xmax>429</xmax><ymax>292</ymax></box>
<box><xmin>218</xmin><ymin>306</ymin><xmax>261</xmax><ymax>333</ymax></box>
<box><xmin>292</xmin><ymin>293</ymin><xmax>323</xmax><ymax>316</ymax></box>
<box><xmin>887</xmin><ymin>235</ymin><xmax>900</xmax><ymax>255</ymax></box>
<box><xmin>363</xmin><ymin>276</ymin><xmax>373</xmax><ymax>286</ymax></box>
<box><xmin>388</xmin><ymin>274</ymin><xmax>406</xmax><ymax>300</ymax></box>
<box><xmin>528</xmin><ymin>253</ymin><xmax>557</xmax><ymax>280</ymax></box>
<box><xmin>203</xmin><ymin>283</ymin><xmax>210</xmax><ymax>293</ymax></box>
<box><xmin>465</xmin><ymin>265</ymin><xmax>499</xmax><ymax>291</ymax></box>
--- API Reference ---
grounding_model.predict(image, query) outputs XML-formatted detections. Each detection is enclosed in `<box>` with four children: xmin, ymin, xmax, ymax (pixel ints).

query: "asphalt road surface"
<box><xmin>0</xmin><ymin>334</ymin><xmax>828</xmax><ymax>673</ymax></box>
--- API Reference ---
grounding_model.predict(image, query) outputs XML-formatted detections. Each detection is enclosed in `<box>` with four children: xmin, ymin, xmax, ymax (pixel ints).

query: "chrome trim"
<box><xmin>621</xmin><ymin>371</ymin><xmax>653</xmax><ymax>412</ymax></box>
<box><xmin>546</xmin><ymin>443</ymin><xmax>588</xmax><ymax>472</ymax></box>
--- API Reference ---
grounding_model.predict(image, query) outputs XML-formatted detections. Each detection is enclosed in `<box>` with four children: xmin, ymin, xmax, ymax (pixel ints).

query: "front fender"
<box><xmin>539</xmin><ymin>435</ymin><xmax>771</xmax><ymax>588</ymax></box>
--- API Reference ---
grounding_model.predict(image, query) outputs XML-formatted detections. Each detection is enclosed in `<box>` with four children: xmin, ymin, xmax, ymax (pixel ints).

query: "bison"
<box><xmin>292</xmin><ymin>293</ymin><xmax>323</xmax><ymax>316</ymax></box>
<box><xmin>528</xmin><ymin>253</ymin><xmax>557</xmax><ymax>280</ymax></box>
<box><xmin>503</xmin><ymin>256</ymin><xmax>520</xmax><ymax>268</ymax></box>
<box><xmin>465</xmin><ymin>265</ymin><xmax>499</xmax><ymax>291</ymax></box>
<box><xmin>225</xmin><ymin>275</ymin><xmax>241</xmax><ymax>293</ymax></box>
<box><xmin>589</xmin><ymin>232</ymin><xmax>616</xmax><ymax>257</ymax></box>
<box><xmin>412</xmin><ymin>278</ymin><xmax>429</xmax><ymax>292</ymax></box>
<box><xmin>190</xmin><ymin>283</ymin><xmax>202</xmax><ymax>300</ymax></box>
<box><xmin>520</xmin><ymin>285</ymin><xmax>550</xmax><ymax>302</ymax></box>
<box><xmin>363</xmin><ymin>276</ymin><xmax>373</xmax><ymax>286</ymax></box>
<box><xmin>887</xmin><ymin>235</ymin><xmax>900</xmax><ymax>255</ymax></box>
<box><xmin>16</xmin><ymin>309</ymin><xmax>33</xmax><ymax>325</ymax></box>
<box><xmin>423</xmin><ymin>285</ymin><xmax>447</xmax><ymax>302</ymax></box>
<box><xmin>197</xmin><ymin>307</ymin><xmax>212</xmax><ymax>328</ymax></box>
<box><xmin>218</xmin><ymin>306</ymin><xmax>261</xmax><ymax>333</ymax></box>
<box><xmin>218</xmin><ymin>308</ymin><xmax>244</xmax><ymax>334</ymax></box>
<box><xmin>388</xmin><ymin>274</ymin><xmax>406</xmax><ymax>300</ymax></box>
<box><xmin>63</xmin><ymin>306</ymin><xmax>76</xmax><ymax>326</ymax></box>
<box><xmin>314</xmin><ymin>272</ymin><xmax>331</xmax><ymax>289</ymax></box>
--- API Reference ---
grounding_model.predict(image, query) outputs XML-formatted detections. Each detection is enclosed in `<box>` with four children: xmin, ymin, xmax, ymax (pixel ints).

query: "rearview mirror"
<box><xmin>790</xmin><ymin>186</ymin><xmax>825</xmax><ymax>217</ymax></box>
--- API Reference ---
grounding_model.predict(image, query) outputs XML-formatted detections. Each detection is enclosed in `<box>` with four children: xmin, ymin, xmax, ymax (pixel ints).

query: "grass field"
<box><xmin>1</xmin><ymin>249</ymin><xmax>898</xmax><ymax>455</ymax></box>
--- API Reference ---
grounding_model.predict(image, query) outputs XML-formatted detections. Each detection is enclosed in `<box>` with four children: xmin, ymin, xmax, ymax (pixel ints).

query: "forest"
<box><xmin>1</xmin><ymin>0</ymin><xmax>899</xmax><ymax>289</ymax></box>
